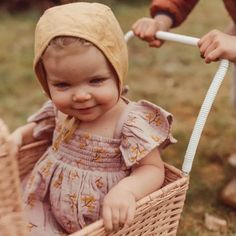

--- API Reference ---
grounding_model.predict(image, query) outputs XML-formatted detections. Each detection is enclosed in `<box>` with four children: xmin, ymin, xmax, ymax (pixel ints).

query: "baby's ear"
<box><xmin>121</xmin><ymin>85</ymin><xmax>129</xmax><ymax>95</ymax></box>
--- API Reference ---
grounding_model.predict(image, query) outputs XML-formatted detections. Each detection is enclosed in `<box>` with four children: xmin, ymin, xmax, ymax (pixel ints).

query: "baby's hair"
<box><xmin>47</xmin><ymin>36</ymin><xmax>91</xmax><ymax>50</ymax></box>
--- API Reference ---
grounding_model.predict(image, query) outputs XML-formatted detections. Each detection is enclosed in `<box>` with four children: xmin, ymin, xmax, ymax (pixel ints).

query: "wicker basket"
<box><xmin>0</xmin><ymin>31</ymin><xmax>228</xmax><ymax>236</ymax></box>
<box><xmin>0</xmin><ymin>135</ymin><xmax>188</xmax><ymax>236</ymax></box>
<box><xmin>0</xmin><ymin>119</ymin><xmax>27</xmax><ymax>236</ymax></box>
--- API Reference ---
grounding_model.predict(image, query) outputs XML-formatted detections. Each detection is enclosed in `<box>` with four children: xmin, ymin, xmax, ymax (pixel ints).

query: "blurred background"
<box><xmin>0</xmin><ymin>1</ymin><xmax>236</xmax><ymax>235</ymax></box>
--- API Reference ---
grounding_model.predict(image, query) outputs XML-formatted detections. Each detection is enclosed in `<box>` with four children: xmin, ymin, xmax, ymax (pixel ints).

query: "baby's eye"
<box><xmin>53</xmin><ymin>82</ymin><xmax>70</xmax><ymax>88</ymax></box>
<box><xmin>89</xmin><ymin>78</ymin><xmax>106</xmax><ymax>84</ymax></box>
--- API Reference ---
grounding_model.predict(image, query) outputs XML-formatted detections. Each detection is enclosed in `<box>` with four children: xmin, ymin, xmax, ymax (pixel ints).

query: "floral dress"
<box><xmin>22</xmin><ymin>99</ymin><xmax>175</xmax><ymax>235</ymax></box>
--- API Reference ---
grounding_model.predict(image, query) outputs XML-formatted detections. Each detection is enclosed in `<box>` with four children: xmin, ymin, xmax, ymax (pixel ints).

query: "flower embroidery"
<box><xmin>27</xmin><ymin>222</ymin><xmax>37</xmax><ymax>232</ymax></box>
<box><xmin>27</xmin><ymin>174</ymin><xmax>35</xmax><ymax>189</ymax></box>
<box><xmin>68</xmin><ymin>170</ymin><xmax>80</xmax><ymax>181</ymax></box>
<box><xmin>79</xmin><ymin>133</ymin><xmax>91</xmax><ymax>149</ymax></box>
<box><xmin>121</xmin><ymin>134</ymin><xmax>131</xmax><ymax>148</ymax></box>
<box><xmin>126</xmin><ymin>115</ymin><xmax>136</xmax><ymax>125</ymax></box>
<box><xmin>53</xmin><ymin>172</ymin><xmax>63</xmax><ymax>189</ymax></box>
<box><xmin>75</xmin><ymin>159</ymin><xmax>84</xmax><ymax>167</ymax></box>
<box><xmin>151</xmin><ymin>135</ymin><xmax>161</xmax><ymax>143</ymax></box>
<box><xmin>81</xmin><ymin>194</ymin><xmax>96</xmax><ymax>213</ymax></box>
<box><xmin>26</xmin><ymin>193</ymin><xmax>36</xmax><ymax>208</ymax></box>
<box><xmin>95</xmin><ymin>177</ymin><xmax>104</xmax><ymax>189</ymax></box>
<box><xmin>67</xmin><ymin>193</ymin><xmax>78</xmax><ymax>212</ymax></box>
<box><xmin>40</xmin><ymin>160</ymin><xmax>53</xmax><ymax>177</ymax></box>
<box><xmin>130</xmin><ymin>144</ymin><xmax>147</xmax><ymax>163</ymax></box>
<box><xmin>93</xmin><ymin>147</ymin><xmax>106</xmax><ymax>162</ymax></box>
<box><xmin>145</xmin><ymin>111</ymin><xmax>162</xmax><ymax>126</ymax></box>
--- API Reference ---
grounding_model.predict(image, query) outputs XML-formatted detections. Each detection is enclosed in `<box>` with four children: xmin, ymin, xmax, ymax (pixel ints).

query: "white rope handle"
<box><xmin>125</xmin><ymin>30</ymin><xmax>229</xmax><ymax>175</ymax></box>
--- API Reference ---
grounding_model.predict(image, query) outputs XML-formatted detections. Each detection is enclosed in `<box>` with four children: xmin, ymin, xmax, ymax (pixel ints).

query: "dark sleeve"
<box><xmin>150</xmin><ymin>0</ymin><xmax>199</xmax><ymax>27</ymax></box>
<box><xmin>223</xmin><ymin>0</ymin><xmax>236</xmax><ymax>24</ymax></box>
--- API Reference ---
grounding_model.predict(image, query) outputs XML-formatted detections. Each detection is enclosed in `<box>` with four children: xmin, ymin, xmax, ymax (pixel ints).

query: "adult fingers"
<box><xmin>202</xmin><ymin>40</ymin><xmax>216</xmax><ymax>56</ymax></box>
<box><xmin>198</xmin><ymin>37</ymin><xmax>212</xmax><ymax>57</ymax></box>
<box><xmin>205</xmin><ymin>48</ymin><xmax>221</xmax><ymax>63</ymax></box>
<box><xmin>149</xmin><ymin>39</ymin><xmax>163</xmax><ymax>48</ymax></box>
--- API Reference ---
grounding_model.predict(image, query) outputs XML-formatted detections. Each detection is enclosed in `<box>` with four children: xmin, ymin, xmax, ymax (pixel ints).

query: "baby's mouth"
<box><xmin>74</xmin><ymin>105</ymin><xmax>97</xmax><ymax>112</ymax></box>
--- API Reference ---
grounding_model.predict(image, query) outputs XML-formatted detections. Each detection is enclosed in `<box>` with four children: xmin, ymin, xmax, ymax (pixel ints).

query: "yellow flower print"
<box><xmin>93</xmin><ymin>147</ymin><xmax>107</xmax><ymax>162</ymax></box>
<box><xmin>26</xmin><ymin>193</ymin><xmax>36</xmax><ymax>208</ymax></box>
<box><xmin>40</xmin><ymin>160</ymin><xmax>53</xmax><ymax>177</ymax></box>
<box><xmin>27</xmin><ymin>222</ymin><xmax>37</xmax><ymax>232</ymax></box>
<box><xmin>95</xmin><ymin>177</ymin><xmax>104</xmax><ymax>189</ymax></box>
<box><xmin>68</xmin><ymin>170</ymin><xmax>80</xmax><ymax>181</ymax></box>
<box><xmin>121</xmin><ymin>134</ymin><xmax>130</xmax><ymax>148</ymax></box>
<box><xmin>130</xmin><ymin>144</ymin><xmax>147</xmax><ymax>163</ymax></box>
<box><xmin>27</xmin><ymin>174</ymin><xmax>35</xmax><ymax>188</ymax></box>
<box><xmin>75</xmin><ymin>159</ymin><xmax>84</xmax><ymax>167</ymax></box>
<box><xmin>81</xmin><ymin>194</ymin><xmax>96</xmax><ymax>213</ymax></box>
<box><xmin>93</xmin><ymin>154</ymin><xmax>102</xmax><ymax>162</ymax></box>
<box><xmin>53</xmin><ymin>172</ymin><xmax>63</xmax><ymax>189</ymax></box>
<box><xmin>94</xmin><ymin>147</ymin><xmax>106</xmax><ymax>153</ymax></box>
<box><xmin>67</xmin><ymin>193</ymin><xmax>78</xmax><ymax>212</ymax></box>
<box><xmin>145</xmin><ymin>111</ymin><xmax>162</xmax><ymax>126</ymax></box>
<box><xmin>83</xmin><ymin>132</ymin><xmax>91</xmax><ymax>139</ymax></box>
<box><xmin>79</xmin><ymin>133</ymin><xmax>91</xmax><ymax>149</ymax></box>
<box><xmin>151</xmin><ymin>135</ymin><xmax>161</xmax><ymax>143</ymax></box>
<box><xmin>79</xmin><ymin>142</ymin><xmax>87</xmax><ymax>149</ymax></box>
<box><xmin>126</xmin><ymin>115</ymin><xmax>136</xmax><ymax>125</ymax></box>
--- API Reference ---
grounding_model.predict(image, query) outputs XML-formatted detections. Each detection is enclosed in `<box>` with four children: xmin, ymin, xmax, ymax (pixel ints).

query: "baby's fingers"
<box><xmin>119</xmin><ymin>206</ymin><xmax>128</xmax><ymax>227</ymax></box>
<box><xmin>112</xmin><ymin>208</ymin><xmax>120</xmax><ymax>231</ymax></box>
<box><xmin>102</xmin><ymin>206</ymin><xmax>113</xmax><ymax>232</ymax></box>
<box><xmin>124</xmin><ymin>204</ymin><xmax>136</xmax><ymax>227</ymax></box>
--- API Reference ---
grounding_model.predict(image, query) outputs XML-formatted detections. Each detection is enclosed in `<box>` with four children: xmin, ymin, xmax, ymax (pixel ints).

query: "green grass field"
<box><xmin>0</xmin><ymin>1</ymin><xmax>236</xmax><ymax>235</ymax></box>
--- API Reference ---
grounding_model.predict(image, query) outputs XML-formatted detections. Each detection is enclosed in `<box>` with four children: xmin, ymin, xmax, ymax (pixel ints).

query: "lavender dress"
<box><xmin>23</xmin><ymin>99</ymin><xmax>174</xmax><ymax>235</ymax></box>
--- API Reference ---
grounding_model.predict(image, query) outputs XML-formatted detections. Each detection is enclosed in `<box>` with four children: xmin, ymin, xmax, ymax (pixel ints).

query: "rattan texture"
<box><xmin>0</xmin><ymin>119</ymin><xmax>27</xmax><ymax>236</ymax></box>
<box><xmin>0</xmin><ymin>126</ymin><xmax>189</xmax><ymax>236</ymax></box>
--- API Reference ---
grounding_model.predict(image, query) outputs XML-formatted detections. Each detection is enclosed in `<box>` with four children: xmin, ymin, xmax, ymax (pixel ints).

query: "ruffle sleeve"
<box><xmin>27</xmin><ymin>100</ymin><xmax>56</xmax><ymax>139</ymax></box>
<box><xmin>118</xmin><ymin>100</ymin><xmax>176</xmax><ymax>167</ymax></box>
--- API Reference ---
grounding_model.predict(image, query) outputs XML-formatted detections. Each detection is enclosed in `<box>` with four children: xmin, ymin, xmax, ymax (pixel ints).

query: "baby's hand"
<box><xmin>7</xmin><ymin>130</ymin><xmax>23</xmax><ymax>156</ymax></box>
<box><xmin>102</xmin><ymin>185</ymin><xmax>136</xmax><ymax>232</ymax></box>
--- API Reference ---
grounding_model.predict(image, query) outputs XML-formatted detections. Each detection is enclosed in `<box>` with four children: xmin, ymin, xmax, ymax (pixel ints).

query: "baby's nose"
<box><xmin>72</xmin><ymin>90</ymin><xmax>91</xmax><ymax>102</ymax></box>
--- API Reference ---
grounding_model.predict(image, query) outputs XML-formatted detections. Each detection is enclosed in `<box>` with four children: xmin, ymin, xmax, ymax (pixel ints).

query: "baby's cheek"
<box><xmin>52</xmin><ymin>94</ymin><xmax>69</xmax><ymax>109</ymax></box>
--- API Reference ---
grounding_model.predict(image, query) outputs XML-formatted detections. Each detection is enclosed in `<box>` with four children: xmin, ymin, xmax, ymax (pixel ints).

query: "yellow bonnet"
<box><xmin>34</xmin><ymin>2</ymin><xmax>128</xmax><ymax>97</ymax></box>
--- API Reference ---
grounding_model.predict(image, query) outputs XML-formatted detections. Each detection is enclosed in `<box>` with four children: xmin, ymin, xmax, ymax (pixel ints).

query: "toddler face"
<box><xmin>43</xmin><ymin>42</ymin><xmax>119</xmax><ymax>122</ymax></box>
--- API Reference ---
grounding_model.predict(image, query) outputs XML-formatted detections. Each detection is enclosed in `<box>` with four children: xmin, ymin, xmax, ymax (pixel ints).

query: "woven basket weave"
<box><xmin>0</xmin><ymin>131</ymin><xmax>189</xmax><ymax>236</ymax></box>
<box><xmin>0</xmin><ymin>119</ymin><xmax>27</xmax><ymax>236</ymax></box>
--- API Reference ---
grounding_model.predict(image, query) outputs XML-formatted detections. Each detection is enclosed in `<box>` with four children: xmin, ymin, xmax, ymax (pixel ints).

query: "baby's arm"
<box><xmin>102</xmin><ymin>148</ymin><xmax>164</xmax><ymax>231</ymax></box>
<box><xmin>132</xmin><ymin>14</ymin><xmax>173</xmax><ymax>47</ymax></box>
<box><xmin>198</xmin><ymin>29</ymin><xmax>236</xmax><ymax>63</ymax></box>
<box><xmin>9</xmin><ymin>122</ymin><xmax>36</xmax><ymax>153</ymax></box>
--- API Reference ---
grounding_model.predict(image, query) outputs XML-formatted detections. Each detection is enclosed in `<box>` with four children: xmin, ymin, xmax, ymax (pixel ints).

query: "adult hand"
<box><xmin>132</xmin><ymin>14</ymin><xmax>173</xmax><ymax>47</ymax></box>
<box><xmin>198</xmin><ymin>29</ymin><xmax>236</xmax><ymax>63</ymax></box>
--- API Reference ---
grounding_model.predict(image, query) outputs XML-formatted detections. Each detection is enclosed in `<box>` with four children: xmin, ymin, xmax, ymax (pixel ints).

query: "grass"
<box><xmin>0</xmin><ymin>1</ymin><xmax>236</xmax><ymax>235</ymax></box>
